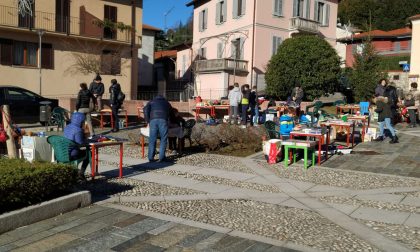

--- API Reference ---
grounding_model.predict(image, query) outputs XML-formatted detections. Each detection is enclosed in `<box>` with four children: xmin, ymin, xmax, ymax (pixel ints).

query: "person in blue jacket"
<box><xmin>64</xmin><ymin>112</ymin><xmax>90</xmax><ymax>180</ymax></box>
<box><xmin>280</xmin><ymin>107</ymin><xmax>300</xmax><ymax>139</ymax></box>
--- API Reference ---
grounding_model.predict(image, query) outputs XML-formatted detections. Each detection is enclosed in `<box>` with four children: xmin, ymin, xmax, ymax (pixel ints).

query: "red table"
<box><xmin>213</xmin><ymin>105</ymin><xmax>230</xmax><ymax>117</ymax></box>
<box><xmin>290</xmin><ymin>129</ymin><xmax>330</xmax><ymax>165</ymax></box>
<box><xmin>100</xmin><ymin>109</ymin><xmax>128</xmax><ymax>129</ymax></box>
<box><xmin>347</xmin><ymin>116</ymin><xmax>369</xmax><ymax>142</ymax></box>
<box><xmin>194</xmin><ymin>106</ymin><xmax>215</xmax><ymax>120</ymax></box>
<box><xmin>336</xmin><ymin>105</ymin><xmax>360</xmax><ymax>115</ymax></box>
<box><xmin>321</xmin><ymin>121</ymin><xmax>355</xmax><ymax>147</ymax></box>
<box><xmin>90</xmin><ymin>141</ymin><xmax>123</xmax><ymax>179</ymax></box>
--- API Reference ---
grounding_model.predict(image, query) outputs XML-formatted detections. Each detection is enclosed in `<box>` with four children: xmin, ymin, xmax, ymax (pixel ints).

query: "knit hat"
<box><xmin>111</xmin><ymin>79</ymin><xmax>117</xmax><ymax>84</ymax></box>
<box><xmin>94</xmin><ymin>74</ymin><xmax>102</xmax><ymax>81</ymax></box>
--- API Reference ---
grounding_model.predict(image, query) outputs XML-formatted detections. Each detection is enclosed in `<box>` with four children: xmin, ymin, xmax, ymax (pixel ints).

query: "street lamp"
<box><xmin>33</xmin><ymin>29</ymin><xmax>45</xmax><ymax>95</ymax></box>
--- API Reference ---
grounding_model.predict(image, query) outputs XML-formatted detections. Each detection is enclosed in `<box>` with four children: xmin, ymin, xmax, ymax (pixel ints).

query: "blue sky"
<box><xmin>143</xmin><ymin>0</ymin><xmax>193</xmax><ymax>30</ymax></box>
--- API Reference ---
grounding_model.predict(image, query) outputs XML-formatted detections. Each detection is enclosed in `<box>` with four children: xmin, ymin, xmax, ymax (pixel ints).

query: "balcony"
<box><xmin>289</xmin><ymin>17</ymin><xmax>319</xmax><ymax>34</ymax></box>
<box><xmin>0</xmin><ymin>5</ymin><xmax>134</xmax><ymax>44</ymax></box>
<box><xmin>195</xmin><ymin>58</ymin><xmax>249</xmax><ymax>74</ymax></box>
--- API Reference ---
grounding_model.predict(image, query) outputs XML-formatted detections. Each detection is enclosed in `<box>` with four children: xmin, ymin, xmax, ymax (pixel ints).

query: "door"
<box><xmin>104</xmin><ymin>5</ymin><xmax>117</xmax><ymax>39</ymax></box>
<box><xmin>5</xmin><ymin>87</ymin><xmax>40</xmax><ymax>123</ymax></box>
<box><xmin>18</xmin><ymin>1</ymin><xmax>35</xmax><ymax>28</ymax></box>
<box><xmin>55</xmin><ymin>0</ymin><xmax>70</xmax><ymax>33</ymax></box>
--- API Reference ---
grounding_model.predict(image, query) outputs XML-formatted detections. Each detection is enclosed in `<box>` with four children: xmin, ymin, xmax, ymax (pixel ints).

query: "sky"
<box><xmin>143</xmin><ymin>0</ymin><xmax>193</xmax><ymax>30</ymax></box>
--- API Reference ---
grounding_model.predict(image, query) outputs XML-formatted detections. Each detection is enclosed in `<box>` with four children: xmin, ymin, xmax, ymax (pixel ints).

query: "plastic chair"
<box><xmin>305</xmin><ymin>101</ymin><xmax>323</xmax><ymax>127</ymax></box>
<box><xmin>183</xmin><ymin>119</ymin><xmax>196</xmax><ymax>147</ymax></box>
<box><xmin>264</xmin><ymin>121</ymin><xmax>281</xmax><ymax>139</ymax></box>
<box><xmin>359</xmin><ymin>102</ymin><xmax>370</xmax><ymax>116</ymax></box>
<box><xmin>50</xmin><ymin>107</ymin><xmax>70</xmax><ymax>131</ymax></box>
<box><xmin>47</xmin><ymin>135</ymin><xmax>91</xmax><ymax>168</ymax></box>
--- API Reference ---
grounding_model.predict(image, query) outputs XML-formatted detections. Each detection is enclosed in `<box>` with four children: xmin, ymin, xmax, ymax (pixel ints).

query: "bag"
<box><xmin>117</xmin><ymin>91</ymin><xmax>125</xmax><ymax>103</ymax></box>
<box><xmin>0</xmin><ymin>125</ymin><xmax>7</xmax><ymax>143</ymax></box>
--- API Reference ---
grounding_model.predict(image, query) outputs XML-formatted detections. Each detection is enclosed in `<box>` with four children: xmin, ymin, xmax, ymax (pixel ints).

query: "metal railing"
<box><xmin>290</xmin><ymin>17</ymin><xmax>319</xmax><ymax>33</ymax></box>
<box><xmin>0</xmin><ymin>5</ymin><xmax>132</xmax><ymax>43</ymax></box>
<box><xmin>195</xmin><ymin>58</ymin><xmax>249</xmax><ymax>73</ymax></box>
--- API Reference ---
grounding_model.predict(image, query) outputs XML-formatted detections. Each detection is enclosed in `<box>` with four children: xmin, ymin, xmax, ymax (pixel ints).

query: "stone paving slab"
<box><xmin>403</xmin><ymin>213</ymin><xmax>420</xmax><ymax>227</ymax></box>
<box><xmin>350</xmin><ymin>207</ymin><xmax>411</xmax><ymax>225</ymax></box>
<box><xmin>355</xmin><ymin>193</ymin><xmax>405</xmax><ymax>204</ymax></box>
<box><xmin>400</xmin><ymin>195</ymin><xmax>420</xmax><ymax>207</ymax></box>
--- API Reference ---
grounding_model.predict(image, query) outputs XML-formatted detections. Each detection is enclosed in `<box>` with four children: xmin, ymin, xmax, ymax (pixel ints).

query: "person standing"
<box><xmin>249</xmin><ymin>86</ymin><xmax>258</xmax><ymax>126</ymax></box>
<box><xmin>89</xmin><ymin>74</ymin><xmax>104</xmax><ymax>111</ymax></box>
<box><xmin>291</xmin><ymin>83</ymin><xmax>304</xmax><ymax>106</ymax></box>
<box><xmin>405</xmin><ymin>82</ymin><xmax>420</xmax><ymax>128</ymax></box>
<box><xmin>373</xmin><ymin>96</ymin><xmax>398</xmax><ymax>144</ymax></box>
<box><xmin>375</xmin><ymin>78</ymin><xmax>387</xmax><ymax>97</ymax></box>
<box><xmin>168</xmin><ymin>107</ymin><xmax>185</xmax><ymax>155</ymax></box>
<box><xmin>109</xmin><ymin>79</ymin><xmax>122</xmax><ymax>132</ymax></box>
<box><xmin>241</xmin><ymin>84</ymin><xmax>250</xmax><ymax>126</ymax></box>
<box><xmin>384</xmin><ymin>82</ymin><xmax>399</xmax><ymax>124</ymax></box>
<box><xmin>228</xmin><ymin>83</ymin><xmax>242</xmax><ymax>125</ymax></box>
<box><xmin>144</xmin><ymin>95</ymin><xmax>172</xmax><ymax>162</ymax></box>
<box><xmin>76</xmin><ymin>83</ymin><xmax>95</xmax><ymax>136</ymax></box>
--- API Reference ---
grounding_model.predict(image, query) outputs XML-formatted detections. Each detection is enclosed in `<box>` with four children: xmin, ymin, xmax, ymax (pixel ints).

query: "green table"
<box><xmin>284</xmin><ymin>144</ymin><xmax>316</xmax><ymax>169</ymax></box>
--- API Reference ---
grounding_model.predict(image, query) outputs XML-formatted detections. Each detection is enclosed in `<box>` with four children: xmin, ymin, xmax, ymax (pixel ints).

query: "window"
<box><xmin>217</xmin><ymin>42</ymin><xmax>224</xmax><ymax>58</ymax></box>
<box><xmin>273</xmin><ymin>0</ymin><xmax>283</xmax><ymax>16</ymax></box>
<box><xmin>0</xmin><ymin>39</ymin><xmax>53</xmax><ymax>68</ymax></box>
<box><xmin>101</xmin><ymin>50</ymin><xmax>121</xmax><ymax>75</ymax></box>
<box><xmin>393</xmin><ymin>75</ymin><xmax>400</xmax><ymax>81</ymax></box>
<box><xmin>18</xmin><ymin>0</ymin><xmax>35</xmax><ymax>28</ymax></box>
<box><xmin>314</xmin><ymin>1</ymin><xmax>330</xmax><ymax>26</ymax></box>
<box><xmin>293</xmin><ymin>0</ymin><xmax>304</xmax><ymax>17</ymax></box>
<box><xmin>198</xmin><ymin>47</ymin><xmax>207</xmax><ymax>59</ymax></box>
<box><xmin>13</xmin><ymin>41</ymin><xmax>37</xmax><ymax>67</ymax></box>
<box><xmin>0</xmin><ymin>39</ymin><xmax>13</xmax><ymax>66</ymax></box>
<box><xmin>233</xmin><ymin>0</ymin><xmax>246</xmax><ymax>19</ymax></box>
<box><xmin>394</xmin><ymin>41</ymin><xmax>400</xmax><ymax>51</ymax></box>
<box><xmin>231</xmin><ymin>38</ymin><xmax>244</xmax><ymax>59</ymax></box>
<box><xmin>7</xmin><ymin>88</ymin><xmax>35</xmax><ymax>101</ymax></box>
<box><xmin>199</xmin><ymin>8</ymin><xmax>208</xmax><ymax>31</ymax></box>
<box><xmin>41</xmin><ymin>43</ymin><xmax>54</xmax><ymax>69</ymax></box>
<box><xmin>56</xmin><ymin>0</ymin><xmax>70</xmax><ymax>33</ymax></box>
<box><xmin>104</xmin><ymin>5</ymin><xmax>117</xmax><ymax>39</ymax></box>
<box><xmin>272</xmin><ymin>36</ymin><xmax>282</xmax><ymax>56</ymax></box>
<box><xmin>216</xmin><ymin>1</ymin><xmax>227</xmax><ymax>24</ymax></box>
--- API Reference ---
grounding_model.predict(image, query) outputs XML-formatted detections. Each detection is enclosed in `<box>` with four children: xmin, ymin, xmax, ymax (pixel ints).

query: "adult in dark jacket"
<box><xmin>249</xmin><ymin>86</ymin><xmax>258</xmax><ymax>126</ymax></box>
<box><xmin>144</xmin><ymin>95</ymin><xmax>172</xmax><ymax>162</ymax></box>
<box><xmin>291</xmin><ymin>83</ymin><xmax>304</xmax><ymax>105</ymax></box>
<box><xmin>76</xmin><ymin>83</ymin><xmax>95</xmax><ymax>136</ymax></box>
<box><xmin>109</xmin><ymin>79</ymin><xmax>122</xmax><ymax>132</ymax></box>
<box><xmin>89</xmin><ymin>74</ymin><xmax>105</xmax><ymax>111</ymax></box>
<box><xmin>375</xmin><ymin>79</ymin><xmax>387</xmax><ymax>97</ymax></box>
<box><xmin>373</xmin><ymin>96</ymin><xmax>398</xmax><ymax>144</ymax></box>
<box><xmin>168</xmin><ymin>107</ymin><xmax>186</xmax><ymax>154</ymax></box>
<box><xmin>384</xmin><ymin>83</ymin><xmax>398</xmax><ymax>124</ymax></box>
<box><xmin>63</xmin><ymin>112</ymin><xmax>90</xmax><ymax>179</ymax></box>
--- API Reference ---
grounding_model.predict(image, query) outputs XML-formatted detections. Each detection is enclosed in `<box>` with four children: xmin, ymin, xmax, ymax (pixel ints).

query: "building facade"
<box><xmin>186</xmin><ymin>0</ymin><xmax>338</xmax><ymax>99</ymax></box>
<box><xmin>0</xmin><ymin>0</ymin><xmax>142</xmax><ymax>100</ymax></box>
<box><xmin>138</xmin><ymin>24</ymin><xmax>161</xmax><ymax>91</ymax></box>
<box><xmin>409</xmin><ymin>14</ymin><xmax>420</xmax><ymax>85</ymax></box>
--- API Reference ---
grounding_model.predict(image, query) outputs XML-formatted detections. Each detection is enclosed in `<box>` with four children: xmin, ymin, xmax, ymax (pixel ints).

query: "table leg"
<box><xmin>119</xmin><ymin>143</ymin><xmax>123</xmax><ymax>178</ymax></box>
<box><xmin>91</xmin><ymin>145</ymin><xmax>96</xmax><ymax>179</ymax></box>
<box><xmin>95</xmin><ymin>148</ymin><xmax>99</xmax><ymax>174</ymax></box>
<box><xmin>352</xmin><ymin>124</ymin><xmax>355</xmax><ymax>147</ymax></box>
<box><xmin>289</xmin><ymin>135</ymin><xmax>293</xmax><ymax>163</ymax></box>
<box><xmin>125</xmin><ymin>111</ymin><xmax>128</xmax><ymax>128</ymax></box>
<box><xmin>141</xmin><ymin>135</ymin><xmax>145</xmax><ymax>159</ymax></box>
<box><xmin>110</xmin><ymin>112</ymin><xmax>114</xmax><ymax>130</ymax></box>
<box><xmin>326</xmin><ymin>130</ymin><xmax>330</xmax><ymax>161</ymax></box>
<box><xmin>346</xmin><ymin>126</ymin><xmax>350</xmax><ymax>147</ymax></box>
<box><xmin>304</xmin><ymin>147</ymin><xmax>308</xmax><ymax>169</ymax></box>
<box><xmin>195</xmin><ymin>108</ymin><xmax>199</xmax><ymax>121</ymax></box>
<box><xmin>318</xmin><ymin>137</ymin><xmax>322</xmax><ymax>165</ymax></box>
<box><xmin>284</xmin><ymin>146</ymin><xmax>289</xmax><ymax>168</ymax></box>
<box><xmin>100</xmin><ymin>113</ymin><xmax>104</xmax><ymax>129</ymax></box>
<box><xmin>361</xmin><ymin>120</ymin><xmax>366</xmax><ymax>142</ymax></box>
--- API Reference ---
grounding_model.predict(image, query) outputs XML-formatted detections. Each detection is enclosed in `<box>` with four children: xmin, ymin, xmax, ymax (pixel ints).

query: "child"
<box><xmin>373</xmin><ymin>96</ymin><xmax>398</xmax><ymax>144</ymax></box>
<box><xmin>279</xmin><ymin>107</ymin><xmax>301</xmax><ymax>140</ymax></box>
<box><xmin>168</xmin><ymin>108</ymin><xmax>185</xmax><ymax>154</ymax></box>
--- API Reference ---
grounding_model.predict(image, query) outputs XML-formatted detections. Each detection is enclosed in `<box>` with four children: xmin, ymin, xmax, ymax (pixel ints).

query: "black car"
<box><xmin>0</xmin><ymin>86</ymin><xmax>59</xmax><ymax>124</ymax></box>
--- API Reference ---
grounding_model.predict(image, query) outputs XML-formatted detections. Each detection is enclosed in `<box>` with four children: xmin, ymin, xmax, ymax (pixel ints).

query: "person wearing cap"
<box><xmin>76</xmin><ymin>82</ymin><xmax>95</xmax><ymax>136</ymax></box>
<box><xmin>109</xmin><ymin>79</ymin><xmax>122</xmax><ymax>132</ymax></box>
<box><xmin>89</xmin><ymin>74</ymin><xmax>104</xmax><ymax>111</ymax></box>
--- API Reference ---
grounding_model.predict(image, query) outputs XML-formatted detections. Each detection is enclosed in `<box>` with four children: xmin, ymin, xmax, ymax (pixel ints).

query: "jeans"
<box><xmin>229</xmin><ymin>106</ymin><xmax>239</xmax><ymax>124</ymax></box>
<box><xmin>111</xmin><ymin>105</ymin><xmax>120</xmax><ymax>130</ymax></box>
<box><xmin>251</xmin><ymin>105</ymin><xmax>259</xmax><ymax>125</ymax></box>
<box><xmin>378</xmin><ymin>118</ymin><xmax>396</xmax><ymax>137</ymax></box>
<box><xmin>408</xmin><ymin>109</ymin><xmax>417</xmax><ymax>125</ymax></box>
<box><xmin>77</xmin><ymin>108</ymin><xmax>94</xmax><ymax>135</ymax></box>
<box><xmin>148</xmin><ymin>119</ymin><xmax>168</xmax><ymax>161</ymax></box>
<box><xmin>241</xmin><ymin>104</ymin><xmax>249</xmax><ymax>125</ymax></box>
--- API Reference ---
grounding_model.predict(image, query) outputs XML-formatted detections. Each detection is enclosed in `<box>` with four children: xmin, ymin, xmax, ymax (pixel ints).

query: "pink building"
<box><xmin>186</xmin><ymin>0</ymin><xmax>338</xmax><ymax>99</ymax></box>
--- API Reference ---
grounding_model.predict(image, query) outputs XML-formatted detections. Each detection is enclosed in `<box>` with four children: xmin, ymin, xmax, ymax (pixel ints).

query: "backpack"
<box><xmin>117</xmin><ymin>91</ymin><xmax>125</xmax><ymax>104</ymax></box>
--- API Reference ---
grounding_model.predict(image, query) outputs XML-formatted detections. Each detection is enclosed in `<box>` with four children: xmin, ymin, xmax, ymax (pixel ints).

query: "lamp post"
<box><xmin>34</xmin><ymin>29</ymin><xmax>45</xmax><ymax>95</ymax></box>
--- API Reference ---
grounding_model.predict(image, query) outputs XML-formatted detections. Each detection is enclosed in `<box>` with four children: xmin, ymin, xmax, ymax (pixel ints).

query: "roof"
<box><xmin>143</xmin><ymin>24</ymin><xmax>161</xmax><ymax>32</ymax></box>
<box><xmin>409</xmin><ymin>14</ymin><xmax>420</xmax><ymax>21</ymax></box>
<box><xmin>186</xmin><ymin>0</ymin><xmax>209</xmax><ymax>7</ymax></box>
<box><xmin>154</xmin><ymin>50</ymin><xmax>177</xmax><ymax>60</ymax></box>
<box><xmin>338</xmin><ymin>27</ymin><xmax>412</xmax><ymax>43</ymax></box>
<box><xmin>169</xmin><ymin>41</ymin><xmax>193</xmax><ymax>51</ymax></box>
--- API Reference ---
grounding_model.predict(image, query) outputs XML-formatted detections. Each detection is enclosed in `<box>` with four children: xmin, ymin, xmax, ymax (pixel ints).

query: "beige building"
<box><xmin>409</xmin><ymin>14</ymin><xmax>420</xmax><ymax>84</ymax></box>
<box><xmin>0</xmin><ymin>0</ymin><xmax>142</xmax><ymax>100</ymax></box>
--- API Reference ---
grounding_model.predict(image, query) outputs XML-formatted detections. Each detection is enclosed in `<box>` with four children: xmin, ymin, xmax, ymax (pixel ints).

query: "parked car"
<box><xmin>0</xmin><ymin>86</ymin><xmax>59</xmax><ymax>124</ymax></box>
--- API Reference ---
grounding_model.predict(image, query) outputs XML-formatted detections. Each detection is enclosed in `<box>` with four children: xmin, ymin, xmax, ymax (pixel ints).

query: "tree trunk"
<box><xmin>2</xmin><ymin>105</ymin><xmax>17</xmax><ymax>158</ymax></box>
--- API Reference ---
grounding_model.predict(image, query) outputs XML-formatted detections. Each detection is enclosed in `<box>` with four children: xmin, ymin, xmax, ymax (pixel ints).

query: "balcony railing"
<box><xmin>195</xmin><ymin>58</ymin><xmax>249</xmax><ymax>74</ymax></box>
<box><xmin>0</xmin><ymin>5</ymin><xmax>132</xmax><ymax>43</ymax></box>
<box><xmin>289</xmin><ymin>17</ymin><xmax>319</xmax><ymax>34</ymax></box>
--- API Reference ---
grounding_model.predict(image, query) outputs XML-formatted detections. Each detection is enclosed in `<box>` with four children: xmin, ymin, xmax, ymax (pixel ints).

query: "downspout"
<box><xmin>250</xmin><ymin>0</ymin><xmax>256</xmax><ymax>88</ymax></box>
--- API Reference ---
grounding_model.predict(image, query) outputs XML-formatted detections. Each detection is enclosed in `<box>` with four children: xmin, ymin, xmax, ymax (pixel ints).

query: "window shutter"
<box><xmin>202</xmin><ymin>47</ymin><xmax>207</xmax><ymax>59</ymax></box>
<box><xmin>279</xmin><ymin>0</ymin><xmax>283</xmax><ymax>16</ymax></box>
<box><xmin>273</xmin><ymin>0</ymin><xmax>279</xmax><ymax>16</ymax></box>
<box><xmin>241</xmin><ymin>0</ymin><xmax>246</xmax><ymax>16</ymax></box>
<box><xmin>233</xmin><ymin>0</ymin><xmax>238</xmax><ymax>18</ymax></box>
<box><xmin>231</xmin><ymin>41</ymin><xmax>236</xmax><ymax>58</ymax></box>
<box><xmin>111</xmin><ymin>54</ymin><xmax>121</xmax><ymax>75</ymax></box>
<box><xmin>0</xmin><ymin>39</ymin><xmax>13</xmax><ymax>66</ymax></box>
<box><xmin>41</xmin><ymin>43</ymin><xmax>54</xmax><ymax>69</ymax></box>
<box><xmin>204</xmin><ymin>9</ymin><xmax>208</xmax><ymax>29</ymax></box>
<box><xmin>293</xmin><ymin>0</ymin><xmax>298</xmax><ymax>17</ymax></box>
<box><xmin>216</xmin><ymin>2</ymin><xmax>221</xmax><ymax>24</ymax></box>
<box><xmin>222</xmin><ymin>0</ymin><xmax>227</xmax><ymax>22</ymax></box>
<box><xmin>325</xmin><ymin>4</ymin><xmax>330</xmax><ymax>26</ymax></box>
<box><xmin>217</xmin><ymin>43</ymin><xmax>223</xmax><ymax>58</ymax></box>
<box><xmin>272</xmin><ymin>36</ymin><xmax>277</xmax><ymax>56</ymax></box>
<box><xmin>306</xmin><ymin>0</ymin><xmax>310</xmax><ymax>19</ymax></box>
<box><xmin>199</xmin><ymin>11</ymin><xmax>203</xmax><ymax>31</ymax></box>
<box><xmin>101</xmin><ymin>51</ymin><xmax>112</xmax><ymax>74</ymax></box>
<box><xmin>314</xmin><ymin>1</ymin><xmax>319</xmax><ymax>22</ymax></box>
<box><xmin>240</xmin><ymin>37</ymin><xmax>244</xmax><ymax>59</ymax></box>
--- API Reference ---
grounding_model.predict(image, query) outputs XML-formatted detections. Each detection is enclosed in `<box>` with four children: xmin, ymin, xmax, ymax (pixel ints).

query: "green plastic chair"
<box><xmin>305</xmin><ymin>101</ymin><xmax>323</xmax><ymax>127</ymax></box>
<box><xmin>50</xmin><ymin>107</ymin><xmax>70</xmax><ymax>131</ymax></box>
<box><xmin>264</xmin><ymin>121</ymin><xmax>281</xmax><ymax>139</ymax></box>
<box><xmin>47</xmin><ymin>135</ymin><xmax>91</xmax><ymax>168</ymax></box>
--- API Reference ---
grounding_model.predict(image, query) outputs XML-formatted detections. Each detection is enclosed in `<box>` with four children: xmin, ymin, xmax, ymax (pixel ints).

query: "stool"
<box><xmin>283</xmin><ymin>141</ymin><xmax>316</xmax><ymax>169</ymax></box>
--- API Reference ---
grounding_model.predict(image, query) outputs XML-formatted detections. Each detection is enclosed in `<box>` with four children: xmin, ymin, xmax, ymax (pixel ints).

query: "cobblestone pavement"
<box><xmin>1</xmin><ymin>124</ymin><xmax>420</xmax><ymax>251</ymax></box>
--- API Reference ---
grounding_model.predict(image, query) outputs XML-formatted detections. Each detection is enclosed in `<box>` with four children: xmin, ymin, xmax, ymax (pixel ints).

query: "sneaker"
<box><xmin>171</xmin><ymin>150</ymin><xmax>178</xmax><ymax>155</ymax></box>
<box><xmin>373</xmin><ymin>136</ymin><xmax>384</xmax><ymax>141</ymax></box>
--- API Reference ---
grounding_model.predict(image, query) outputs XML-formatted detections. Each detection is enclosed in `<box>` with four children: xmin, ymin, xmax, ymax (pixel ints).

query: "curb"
<box><xmin>0</xmin><ymin>190</ymin><xmax>91</xmax><ymax>234</ymax></box>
